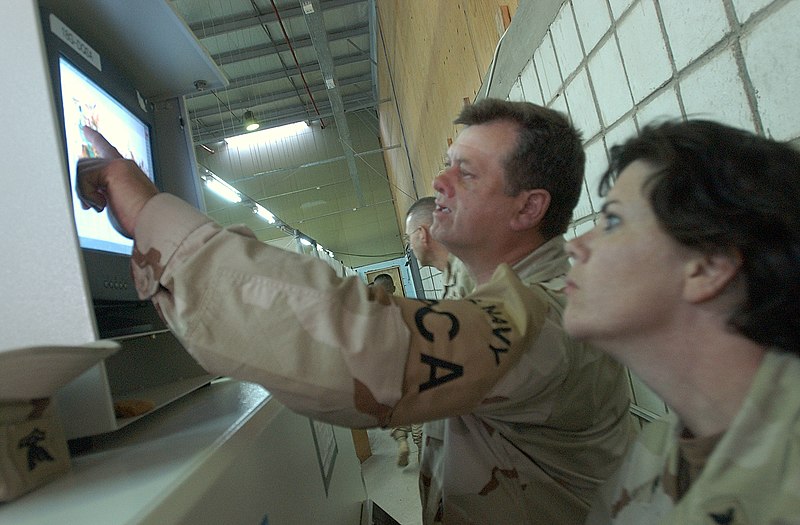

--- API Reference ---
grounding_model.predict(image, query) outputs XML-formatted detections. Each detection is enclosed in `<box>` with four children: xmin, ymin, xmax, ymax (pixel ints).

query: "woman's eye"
<box><xmin>603</xmin><ymin>213</ymin><xmax>621</xmax><ymax>231</ymax></box>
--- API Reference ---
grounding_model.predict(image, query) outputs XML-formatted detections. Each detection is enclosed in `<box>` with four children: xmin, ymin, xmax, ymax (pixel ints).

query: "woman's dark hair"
<box><xmin>600</xmin><ymin>120</ymin><xmax>800</xmax><ymax>354</ymax></box>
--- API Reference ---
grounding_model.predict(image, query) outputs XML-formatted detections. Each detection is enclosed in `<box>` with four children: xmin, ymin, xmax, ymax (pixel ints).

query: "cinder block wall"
<box><xmin>504</xmin><ymin>0</ymin><xmax>798</xmax><ymax>236</ymax></box>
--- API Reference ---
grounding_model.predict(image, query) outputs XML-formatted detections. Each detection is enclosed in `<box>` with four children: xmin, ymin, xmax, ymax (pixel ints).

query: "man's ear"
<box><xmin>418</xmin><ymin>224</ymin><xmax>432</xmax><ymax>247</ymax></box>
<box><xmin>683</xmin><ymin>250</ymin><xmax>742</xmax><ymax>303</ymax></box>
<box><xmin>511</xmin><ymin>189</ymin><xmax>550</xmax><ymax>231</ymax></box>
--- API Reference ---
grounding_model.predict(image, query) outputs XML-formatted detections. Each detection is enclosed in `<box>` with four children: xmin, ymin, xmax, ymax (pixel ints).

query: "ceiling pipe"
<box><xmin>269</xmin><ymin>0</ymin><xmax>325</xmax><ymax>127</ymax></box>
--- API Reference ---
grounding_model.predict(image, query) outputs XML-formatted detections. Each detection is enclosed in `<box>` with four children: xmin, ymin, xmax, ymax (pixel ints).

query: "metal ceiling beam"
<box><xmin>301</xmin><ymin>0</ymin><xmax>364</xmax><ymax>206</ymax></box>
<box><xmin>189</xmin><ymin>73</ymin><xmax>373</xmax><ymax>119</ymax></box>
<box><xmin>188</xmin><ymin>0</ymin><xmax>364</xmax><ymax>38</ymax></box>
<box><xmin>186</xmin><ymin>52</ymin><xmax>367</xmax><ymax>98</ymax></box>
<box><xmin>212</xmin><ymin>23</ymin><xmax>368</xmax><ymax>66</ymax></box>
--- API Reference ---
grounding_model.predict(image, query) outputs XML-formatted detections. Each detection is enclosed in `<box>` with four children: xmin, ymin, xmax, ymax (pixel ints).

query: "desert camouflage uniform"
<box><xmin>421</xmin><ymin>254</ymin><xmax>475</xmax><ymax>524</ymax></box>
<box><xmin>586</xmin><ymin>350</ymin><xmax>800</xmax><ymax>525</ymax></box>
<box><xmin>130</xmin><ymin>194</ymin><xmax>634</xmax><ymax>524</ymax></box>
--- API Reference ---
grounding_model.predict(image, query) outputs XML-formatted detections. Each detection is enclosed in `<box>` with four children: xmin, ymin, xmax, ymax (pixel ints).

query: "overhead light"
<box><xmin>224</xmin><ymin>121</ymin><xmax>308</xmax><ymax>148</ymax></box>
<box><xmin>253</xmin><ymin>204</ymin><xmax>276</xmax><ymax>224</ymax></box>
<box><xmin>299</xmin><ymin>237</ymin><xmax>313</xmax><ymax>247</ymax></box>
<box><xmin>204</xmin><ymin>177</ymin><xmax>241</xmax><ymax>203</ymax></box>
<box><xmin>243</xmin><ymin>110</ymin><xmax>259</xmax><ymax>131</ymax></box>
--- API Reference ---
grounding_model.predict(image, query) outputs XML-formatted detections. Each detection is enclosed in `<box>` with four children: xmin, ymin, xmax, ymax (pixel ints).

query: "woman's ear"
<box><xmin>683</xmin><ymin>250</ymin><xmax>742</xmax><ymax>303</ymax></box>
<box><xmin>511</xmin><ymin>189</ymin><xmax>550</xmax><ymax>231</ymax></box>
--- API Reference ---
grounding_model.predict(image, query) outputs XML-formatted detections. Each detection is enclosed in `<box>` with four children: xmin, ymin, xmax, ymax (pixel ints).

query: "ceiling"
<box><xmin>168</xmin><ymin>0</ymin><xmax>404</xmax><ymax>268</ymax></box>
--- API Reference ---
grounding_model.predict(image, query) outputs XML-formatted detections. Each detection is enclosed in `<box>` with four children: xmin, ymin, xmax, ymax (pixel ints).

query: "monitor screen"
<box><xmin>58</xmin><ymin>56</ymin><xmax>155</xmax><ymax>256</ymax></box>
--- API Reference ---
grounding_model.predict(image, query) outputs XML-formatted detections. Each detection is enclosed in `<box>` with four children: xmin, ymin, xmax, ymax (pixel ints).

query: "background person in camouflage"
<box><xmin>564</xmin><ymin>120</ymin><xmax>800</xmax><ymax>524</ymax></box>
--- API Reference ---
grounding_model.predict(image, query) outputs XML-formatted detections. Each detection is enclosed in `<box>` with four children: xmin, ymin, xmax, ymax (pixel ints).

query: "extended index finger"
<box><xmin>82</xmin><ymin>126</ymin><xmax>123</xmax><ymax>159</ymax></box>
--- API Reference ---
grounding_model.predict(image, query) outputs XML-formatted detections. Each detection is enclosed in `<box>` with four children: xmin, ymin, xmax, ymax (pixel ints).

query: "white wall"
<box><xmin>505</xmin><ymin>0</ymin><xmax>799</xmax><ymax>235</ymax></box>
<box><xmin>0</xmin><ymin>0</ymin><xmax>97</xmax><ymax>351</ymax></box>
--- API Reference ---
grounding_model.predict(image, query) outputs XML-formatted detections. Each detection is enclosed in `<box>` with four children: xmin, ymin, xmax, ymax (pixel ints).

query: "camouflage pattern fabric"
<box><xmin>131</xmin><ymin>194</ymin><xmax>634</xmax><ymax>524</ymax></box>
<box><xmin>421</xmin><ymin>255</ymin><xmax>474</xmax><ymax>524</ymax></box>
<box><xmin>585</xmin><ymin>351</ymin><xmax>800</xmax><ymax>525</ymax></box>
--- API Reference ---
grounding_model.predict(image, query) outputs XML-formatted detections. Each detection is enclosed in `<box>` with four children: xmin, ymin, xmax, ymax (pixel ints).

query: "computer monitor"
<box><xmin>43</xmin><ymin>11</ymin><xmax>162</xmax><ymax>336</ymax></box>
<box><xmin>58</xmin><ymin>57</ymin><xmax>155</xmax><ymax>257</ymax></box>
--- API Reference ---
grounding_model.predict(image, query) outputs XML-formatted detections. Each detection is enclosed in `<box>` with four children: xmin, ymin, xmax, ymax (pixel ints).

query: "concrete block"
<box><xmin>617</xmin><ymin>0</ymin><xmax>673</xmax><ymax>103</ymax></box>
<box><xmin>660</xmin><ymin>0</ymin><xmax>729</xmax><ymax>71</ymax></box>
<box><xmin>588</xmin><ymin>36</ymin><xmax>633</xmax><ymax>126</ymax></box>
<box><xmin>681</xmin><ymin>48</ymin><xmax>755</xmax><ymax>132</ymax></box>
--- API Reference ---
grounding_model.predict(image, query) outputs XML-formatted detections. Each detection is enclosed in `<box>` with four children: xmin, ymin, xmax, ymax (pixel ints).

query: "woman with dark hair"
<box><xmin>564</xmin><ymin>120</ymin><xmax>800</xmax><ymax>524</ymax></box>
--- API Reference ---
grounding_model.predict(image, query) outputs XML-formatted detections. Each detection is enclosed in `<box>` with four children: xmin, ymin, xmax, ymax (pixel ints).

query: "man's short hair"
<box><xmin>406</xmin><ymin>196</ymin><xmax>436</xmax><ymax>225</ymax></box>
<box><xmin>455</xmin><ymin>99</ymin><xmax>585</xmax><ymax>240</ymax></box>
<box><xmin>601</xmin><ymin>119</ymin><xmax>800</xmax><ymax>354</ymax></box>
<box><xmin>372</xmin><ymin>273</ymin><xmax>396</xmax><ymax>293</ymax></box>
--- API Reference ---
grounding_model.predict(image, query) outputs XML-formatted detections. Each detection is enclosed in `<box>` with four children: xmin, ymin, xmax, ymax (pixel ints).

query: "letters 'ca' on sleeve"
<box><xmin>388</xmin><ymin>265</ymin><xmax>549</xmax><ymax>425</ymax></box>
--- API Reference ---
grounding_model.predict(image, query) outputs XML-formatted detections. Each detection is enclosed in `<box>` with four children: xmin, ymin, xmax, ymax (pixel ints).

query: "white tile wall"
<box><xmin>551</xmin><ymin>2</ymin><xmax>584</xmax><ymax>77</ymax></box>
<box><xmin>608</xmin><ymin>0</ymin><xmax>635</xmax><ymax>20</ymax></box>
<box><xmin>519</xmin><ymin>61</ymin><xmax>544</xmax><ymax>105</ymax></box>
<box><xmin>636</xmin><ymin>86</ymin><xmax>682</xmax><ymax>127</ymax></box>
<box><xmin>587</xmin><ymin>36</ymin><xmax>633</xmax><ymax>126</ymax></box>
<box><xmin>431</xmin><ymin>271</ymin><xmax>444</xmax><ymax>296</ymax></box>
<box><xmin>535</xmin><ymin>35</ymin><xmax>563</xmax><ymax>103</ymax></box>
<box><xmin>565</xmin><ymin>67</ymin><xmax>601</xmax><ymax>140</ymax></box>
<box><xmin>680</xmin><ymin>48</ymin><xmax>755</xmax><ymax>132</ymax></box>
<box><xmin>604</xmin><ymin>116</ymin><xmax>638</xmax><ymax>153</ymax></box>
<box><xmin>418</xmin><ymin>266</ymin><xmax>444</xmax><ymax>300</ymax></box>
<box><xmin>616</xmin><ymin>0</ymin><xmax>672</xmax><ymax>103</ymax></box>
<box><xmin>549</xmin><ymin>92</ymin><xmax>569</xmax><ymax>117</ymax></box>
<box><xmin>583</xmin><ymin>138</ymin><xmax>609</xmax><ymax>212</ymax></box>
<box><xmin>732</xmin><ymin>0</ymin><xmax>773</xmax><ymax>22</ymax></box>
<box><xmin>741</xmin><ymin>0</ymin><xmax>800</xmax><ymax>140</ymax></box>
<box><xmin>504</xmin><ymin>0</ymin><xmax>797</xmax><ymax>233</ymax></box>
<box><xmin>571</xmin><ymin>0</ymin><xmax>612</xmax><ymax>55</ymax></box>
<box><xmin>573</xmin><ymin>178</ymin><xmax>593</xmax><ymax>221</ymax></box>
<box><xmin>574</xmin><ymin>220</ymin><xmax>595</xmax><ymax>237</ymax></box>
<box><xmin>660</xmin><ymin>0</ymin><xmax>729</xmax><ymax>71</ymax></box>
<box><xmin>508</xmin><ymin>77</ymin><xmax>525</xmax><ymax>102</ymax></box>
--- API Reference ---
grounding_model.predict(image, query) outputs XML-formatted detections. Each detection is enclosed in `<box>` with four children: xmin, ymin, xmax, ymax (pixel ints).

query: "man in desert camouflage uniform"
<box><xmin>76</xmin><ymin>99</ymin><xmax>634</xmax><ymax>524</ymax></box>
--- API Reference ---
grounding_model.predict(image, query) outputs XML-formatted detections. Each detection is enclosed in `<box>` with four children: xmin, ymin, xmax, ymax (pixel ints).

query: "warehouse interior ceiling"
<box><xmin>168</xmin><ymin>0</ymin><xmax>406</xmax><ymax>269</ymax></box>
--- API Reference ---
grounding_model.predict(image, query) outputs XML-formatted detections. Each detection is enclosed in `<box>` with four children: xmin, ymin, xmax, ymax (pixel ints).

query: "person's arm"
<box><xmin>77</xmin><ymin>131</ymin><xmax>546</xmax><ymax>428</ymax></box>
<box><xmin>76</xmin><ymin>126</ymin><xmax>158</xmax><ymax>237</ymax></box>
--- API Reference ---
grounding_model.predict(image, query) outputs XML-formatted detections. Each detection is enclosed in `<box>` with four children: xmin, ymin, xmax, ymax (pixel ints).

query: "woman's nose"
<box><xmin>566</xmin><ymin>231</ymin><xmax>590</xmax><ymax>264</ymax></box>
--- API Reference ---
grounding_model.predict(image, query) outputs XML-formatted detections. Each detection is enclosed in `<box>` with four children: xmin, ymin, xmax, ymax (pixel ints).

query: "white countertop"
<box><xmin>0</xmin><ymin>379</ymin><xmax>275</xmax><ymax>524</ymax></box>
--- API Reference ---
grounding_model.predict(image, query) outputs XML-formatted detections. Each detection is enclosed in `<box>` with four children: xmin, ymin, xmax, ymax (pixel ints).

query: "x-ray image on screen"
<box><xmin>59</xmin><ymin>57</ymin><xmax>154</xmax><ymax>256</ymax></box>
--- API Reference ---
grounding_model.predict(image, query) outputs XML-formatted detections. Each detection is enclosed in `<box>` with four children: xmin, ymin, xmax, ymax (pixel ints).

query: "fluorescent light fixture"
<box><xmin>224</xmin><ymin>121</ymin><xmax>308</xmax><ymax>148</ymax></box>
<box><xmin>243</xmin><ymin>110</ymin><xmax>259</xmax><ymax>131</ymax></box>
<box><xmin>253</xmin><ymin>204</ymin><xmax>276</xmax><ymax>224</ymax></box>
<box><xmin>299</xmin><ymin>237</ymin><xmax>313</xmax><ymax>247</ymax></box>
<box><xmin>204</xmin><ymin>177</ymin><xmax>241</xmax><ymax>203</ymax></box>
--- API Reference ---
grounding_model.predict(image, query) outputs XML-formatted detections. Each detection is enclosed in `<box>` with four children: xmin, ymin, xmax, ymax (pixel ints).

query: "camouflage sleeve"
<box><xmin>131</xmin><ymin>194</ymin><xmax>543</xmax><ymax>428</ymax></box>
